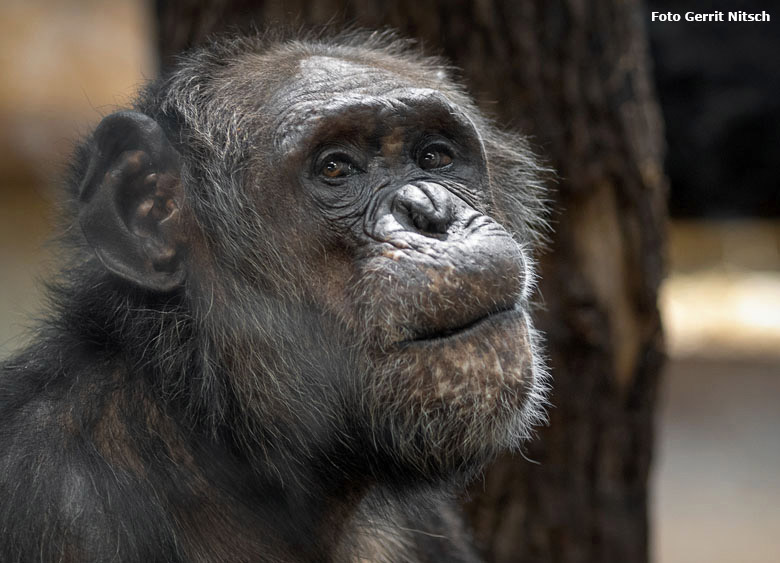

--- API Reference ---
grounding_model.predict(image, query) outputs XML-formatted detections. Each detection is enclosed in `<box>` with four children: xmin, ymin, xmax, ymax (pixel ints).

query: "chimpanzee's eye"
<box><xmin>318</xmin><ymin>155</ymin><xmax>359</xmax><ymax>179</ymax></box>
<box><xmin>417</xmin><ymin>146</ymin><xmax>454</xmax><ymax>170</ymax></box>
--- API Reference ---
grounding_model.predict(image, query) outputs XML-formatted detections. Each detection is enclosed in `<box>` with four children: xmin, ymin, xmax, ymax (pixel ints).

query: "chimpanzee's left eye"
<box><xmin>417</xmin><ymin>145</ymin><xmax>454</xmax><ymax>170</ymax></box>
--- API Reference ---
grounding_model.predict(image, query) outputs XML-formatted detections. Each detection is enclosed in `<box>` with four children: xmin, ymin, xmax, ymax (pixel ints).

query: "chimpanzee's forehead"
<box><xmin>294</xmin><ymin>55</ymin><xmax>433</xmax><ymax>94</ymax></box>
<box><xmin>269</xmin><ymin>55</ymin><xmax>460</xmax><ymax>152</ymax></box>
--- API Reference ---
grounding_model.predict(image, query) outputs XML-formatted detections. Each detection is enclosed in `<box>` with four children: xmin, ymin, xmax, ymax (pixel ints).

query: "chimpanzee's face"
<box><xmin>241</xmin><ymin>55</ymin><xmax>542</xmax><ymax>473</ymax></box>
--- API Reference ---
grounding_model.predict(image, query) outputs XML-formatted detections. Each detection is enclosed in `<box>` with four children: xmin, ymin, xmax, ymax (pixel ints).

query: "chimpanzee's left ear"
<box><xmin>78</xmin><ymin>111</ymin><xmax>187</xmax><ymax>292</ymax></box>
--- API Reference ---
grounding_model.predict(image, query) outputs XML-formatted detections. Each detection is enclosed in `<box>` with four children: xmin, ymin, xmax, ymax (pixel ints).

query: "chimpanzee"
<box><xmin>0</xmin><ymin>32</ymin><xmax>548</xmax><ymax>562</ymax></box>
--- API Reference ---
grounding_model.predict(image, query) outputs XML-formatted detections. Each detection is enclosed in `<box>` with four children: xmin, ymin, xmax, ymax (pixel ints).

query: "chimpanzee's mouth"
<box><xmin>402</xmin><ymin>306</ymin><xmax>519</xmax><ymax>345</ymax></box>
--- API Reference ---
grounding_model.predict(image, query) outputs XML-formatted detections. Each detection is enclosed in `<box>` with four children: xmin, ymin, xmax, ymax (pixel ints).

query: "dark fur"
<box><xmin>0</xmin><ymin>31</ymin><xmax>548</xmax><ymax>562</ymax></box>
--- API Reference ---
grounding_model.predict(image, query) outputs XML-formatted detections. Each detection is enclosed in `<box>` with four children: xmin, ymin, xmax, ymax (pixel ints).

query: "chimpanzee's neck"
<box><xmin>36</xmin><ymin>273</ymin><xmax>465</xmax><ymax>561</ymax></box>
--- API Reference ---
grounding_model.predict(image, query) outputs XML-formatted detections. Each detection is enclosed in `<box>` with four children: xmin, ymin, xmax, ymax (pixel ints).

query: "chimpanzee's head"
<box><xmin>75</xmin><ymin>33</ymin><xmax>548</xmax><ymax>485</ymax></box>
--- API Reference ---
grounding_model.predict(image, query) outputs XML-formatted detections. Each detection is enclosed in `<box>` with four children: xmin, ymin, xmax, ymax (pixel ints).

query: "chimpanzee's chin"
<box><xmin>364</xmin><ymin>310</ymin><xmax>540</xmax><ymax>475</ymax></box>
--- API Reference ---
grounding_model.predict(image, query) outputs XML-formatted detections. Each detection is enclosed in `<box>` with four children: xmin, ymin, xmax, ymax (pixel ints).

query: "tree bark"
<box><xmin>154</xmin><ymin>1</ymin><xmax>667</xmax><ymax>561</ymax></box>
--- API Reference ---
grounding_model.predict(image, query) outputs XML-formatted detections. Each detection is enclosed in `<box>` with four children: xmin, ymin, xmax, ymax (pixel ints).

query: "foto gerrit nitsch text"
<box><xmin>651</xmin><ymin>11</ymin><xmax>770</xmax><ymax>22</ymax></box>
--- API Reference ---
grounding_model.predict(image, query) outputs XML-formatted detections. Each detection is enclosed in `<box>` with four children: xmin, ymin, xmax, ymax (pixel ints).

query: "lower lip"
<box><xmin>401</xmin><ymin>307</ymin><xmax>520</xmax><ymax>346</ymax></box>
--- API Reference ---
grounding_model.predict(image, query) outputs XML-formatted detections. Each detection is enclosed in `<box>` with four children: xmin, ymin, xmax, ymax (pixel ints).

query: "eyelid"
<box><xmin>415</xmin><ymin>137</ymin><xmax>456</xmax><ymax>158</ymax></box>
<box><xmin>315</xmin><ymin>144</ymin><xmax>363</xmax><ymax>165</ymax></box>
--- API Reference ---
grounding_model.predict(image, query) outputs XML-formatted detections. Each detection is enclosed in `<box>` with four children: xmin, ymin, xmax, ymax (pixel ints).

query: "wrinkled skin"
<box><xmin>0</xmin><ymin>34</ymin><xmax>547</xmax><ymax>562</ymax></box>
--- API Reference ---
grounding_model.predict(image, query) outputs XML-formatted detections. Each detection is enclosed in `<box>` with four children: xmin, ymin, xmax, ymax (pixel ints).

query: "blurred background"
<box><xmin>0</xmin><ymin>1</ymin><xmax>777</xmax><ymax>562</ymax></box>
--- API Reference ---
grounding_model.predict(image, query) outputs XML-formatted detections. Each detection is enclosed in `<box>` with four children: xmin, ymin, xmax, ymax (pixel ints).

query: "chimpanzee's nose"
<box><xmin>391</xmin><ymin>182</ymin><xmax>455</xmax><ymax>235</ymax></box>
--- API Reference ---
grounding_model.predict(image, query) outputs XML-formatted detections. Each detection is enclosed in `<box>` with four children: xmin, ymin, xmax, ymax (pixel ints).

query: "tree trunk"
<box><xmin>154</xmin><ymin>1</ymin><xmax>667</xmax><ymax>561</ymax></box>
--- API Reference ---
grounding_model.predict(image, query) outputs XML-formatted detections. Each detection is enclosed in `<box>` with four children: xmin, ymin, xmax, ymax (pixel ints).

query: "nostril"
<box><xmin>392</xmin><ymin>183</ymin><xmax>454</xmax><ymax>235</ymax></box>
<box><xmin>398</xmin><ymin>198</ymin><xmax>445</xmax><ymax>234</ymax></box>
<box><xmin>412</xmin><ymin>209</ymin><xmax>441</xmax><ymax>234</ymax></box>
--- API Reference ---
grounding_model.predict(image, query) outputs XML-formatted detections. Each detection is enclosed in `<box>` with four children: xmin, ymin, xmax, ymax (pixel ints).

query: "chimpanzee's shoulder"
<box><xmin>0</xmin><ymin>356</ymin><xmax>189</xmax><ymax>563</ymax></box>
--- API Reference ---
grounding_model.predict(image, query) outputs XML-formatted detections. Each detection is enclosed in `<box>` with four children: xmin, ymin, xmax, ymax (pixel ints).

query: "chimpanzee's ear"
<box><xmin>78</xmin><ymin>111</ymin><xmax>186</xmax><ymax>292</ymax></box>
